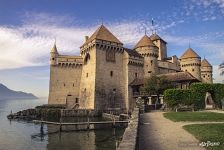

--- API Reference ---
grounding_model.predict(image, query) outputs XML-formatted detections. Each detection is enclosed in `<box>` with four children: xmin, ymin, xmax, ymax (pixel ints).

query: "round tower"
<box><xmin>50</xmin><ymin>42</ymin><xmax>58</xmax><ymax>66</ymax></box>
<box><xmin>180</xmin><ymin>47</ymin><xmax>201</xmax><ymax>81</ymax></box>
<box><xmin>134</xmin><ymin>35</ymin><xmax>159</xmax><ymax>78</ymax></box>
<box><xmin>201</xmin><ymin>58</ymin><xmax>213</xmax><ymax>83</ymax></box>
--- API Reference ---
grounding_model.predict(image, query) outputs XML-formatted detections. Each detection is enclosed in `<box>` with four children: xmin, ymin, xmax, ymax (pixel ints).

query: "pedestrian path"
<box><xmin>138</xmin><ymin>112</ymin><xmax>205</xmax><ymax>150</ymax></box>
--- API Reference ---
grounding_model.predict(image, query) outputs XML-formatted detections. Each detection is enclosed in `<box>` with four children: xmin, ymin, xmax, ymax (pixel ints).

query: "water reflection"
<box><xmin>0</xmin><ymin>99</ymin><xmax>125</xmax><ymax>150</ymax></box>
<box><xmin>31</xmin><ymin>124</ymin><xmax>124</xmax><ymax>150</ymax></box>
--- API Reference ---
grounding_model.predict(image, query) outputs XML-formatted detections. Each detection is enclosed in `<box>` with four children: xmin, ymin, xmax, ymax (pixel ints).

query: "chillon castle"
<box><xmin>48</xmin><ymin>25</ymin><xmax>213</xmax><ymax>111</ymax></box>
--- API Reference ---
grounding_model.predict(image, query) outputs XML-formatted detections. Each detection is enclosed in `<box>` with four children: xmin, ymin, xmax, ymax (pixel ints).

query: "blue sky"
<box><xmin>0</xmin><ymin>0</ymin><xmax>224</xmax><ymax>97</ymax></box>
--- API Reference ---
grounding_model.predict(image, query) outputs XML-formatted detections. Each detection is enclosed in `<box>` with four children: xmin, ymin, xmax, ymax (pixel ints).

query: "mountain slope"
<box><xmin>0</xmin><ymin>83</ymin><xmax>38</xmax><ymax>100</ymax></box>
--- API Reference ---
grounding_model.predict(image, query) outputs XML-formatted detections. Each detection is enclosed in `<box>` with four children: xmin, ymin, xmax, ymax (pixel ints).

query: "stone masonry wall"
<box><xmin>48</xmin><ymin>65</ymin><xmax>82</xmax><ymax>105</ymax></box>
<box><xmin>79</xmin><ymin>46</ymin><xmax>97</xmax><ymax>109</ymax></box>
<box><xmin>95</xmin><ymin>45</ymin><xmax>125</xmax><ymax>110</ymax></box>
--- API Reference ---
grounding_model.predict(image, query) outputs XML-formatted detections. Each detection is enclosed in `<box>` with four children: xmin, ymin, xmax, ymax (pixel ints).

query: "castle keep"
<box><xmin>48</xmin><ymin>25</ymin><xmax>213</xmax><ymax>111</ymax></box>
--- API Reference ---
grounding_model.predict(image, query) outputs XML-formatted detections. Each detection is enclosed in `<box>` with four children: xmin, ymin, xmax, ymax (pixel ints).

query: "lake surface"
<box><xmin>0</xmin><ymin>99</ymin><xmax>125</xmax><ymax>150</ymax></box>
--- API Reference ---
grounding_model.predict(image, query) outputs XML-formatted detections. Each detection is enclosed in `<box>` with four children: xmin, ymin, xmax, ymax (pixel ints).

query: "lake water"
<box><xmin>0</xmin><ymin>99</ymin><xmax>125</xmax><ymax>150</ymax></box>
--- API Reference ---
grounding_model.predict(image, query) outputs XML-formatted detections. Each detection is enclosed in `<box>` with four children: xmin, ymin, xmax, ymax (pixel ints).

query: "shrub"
<box><xmin>191</xmin><ymin>83</ymin><xmax>224</xmax><ymax>109</ymax></box>
<box><xmin>164</xmin><ymin>83</ymin><xmax>224</xmax><ymax>110</ymax></box>
<box><xmin>164</xmin><ymin>89</ymin><xmax>194</xmax><ymax>108</ymax></box>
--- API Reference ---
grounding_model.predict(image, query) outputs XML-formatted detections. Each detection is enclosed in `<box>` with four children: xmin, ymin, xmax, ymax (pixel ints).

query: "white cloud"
<box><xmin>186</xmin><ymin>0</ymin><xmax>224</xmax><ymax>21</ymax></box>
<box><xmin>0</xmin><ymin>13</ymin><xmax>186</xmax><ymax>70</ymax></box>
<box><xmin>213</xmin><ymin>65</ymin><xmax>224</xmax><ymax>83</ymax></box>
<box><xmin>0</xmin><ymin>12</ymin><xmax>223</xmax><ymax>74</ymax></box>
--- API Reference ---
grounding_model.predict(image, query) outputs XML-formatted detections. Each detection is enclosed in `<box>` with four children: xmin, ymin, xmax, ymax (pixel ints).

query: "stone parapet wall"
<box><xmin>60</xmin><ymin>109</ymin><xmax>101</xmax><ymax>117</ymax></box>
<box><xmin>117</xmin><ymin>108</ymin><xmax>139</xmax><ymax>150</ymax></box>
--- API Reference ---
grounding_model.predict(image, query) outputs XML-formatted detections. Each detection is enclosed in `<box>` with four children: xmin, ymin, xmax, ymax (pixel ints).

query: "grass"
<box><xmin>163</xmin><ymin>112</ymin><xmax>224</xmax><ymax>122</ymax></box>
<box><xmin>183</xmin><ymin>124</ymin><xmax>224</xmax><ymax>150</ymax></box>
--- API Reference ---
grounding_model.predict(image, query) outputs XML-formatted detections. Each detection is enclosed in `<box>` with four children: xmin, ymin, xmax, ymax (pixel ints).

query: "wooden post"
<box><xmin>87</xmin><ymin>117</ymin><xmax>90</xmax><ymax>130</ymax></box>
<box><xmin>113</xmin><ymin>115</ymin><xmax>115</xmax><ymax>128</ymax></box>
<box><xmin>41</xmin><ymin>117</ymin><xmax>43</xmax><ymax>131</ymax></box>
<box><xmin>59</xmin><ymin>117</ymin><xmax>62</xmax><ymax>132</ymax></box>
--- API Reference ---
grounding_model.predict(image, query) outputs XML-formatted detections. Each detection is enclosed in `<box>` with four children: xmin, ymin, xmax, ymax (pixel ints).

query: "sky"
<box><xmin>0</xmin><ymin>0</ymin><xmax>224</xmax><ymax>97</ymax></box>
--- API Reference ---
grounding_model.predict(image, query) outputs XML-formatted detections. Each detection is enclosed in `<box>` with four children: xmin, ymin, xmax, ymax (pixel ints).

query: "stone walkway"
<box><xmin>204</xmin><ymin>109</ymin><xmax>224</xmax><ymax>114</ymax></box>
<box><xmin>138</xmin><ymin>112</ymin><xmax>205</xmax><ymax>150</ymax></box>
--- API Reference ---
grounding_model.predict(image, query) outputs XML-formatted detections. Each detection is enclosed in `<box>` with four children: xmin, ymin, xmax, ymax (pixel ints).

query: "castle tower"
<box><xmin>134</xmin><ymin>35</ymin><xmax>159</xmax><ymax>78</ymax></box>
<box><xmin>50</xmin><ymin>42</ymin><xmax>58</xmax><ymax>65</ymax></box>
<box><xmin>49</xmin><ymin>42</ymin><xmax>59</xmax><ymax>104</ymax></box>
<box><xmin>80</xmin><ymin>25</ymin><xmax>125</xmax><ymax>110</ymax></box>
<box><xmin>180</xmin><ymin>48</ymin><xmax>201</xmax><ymax>81</ymax></box>
<box><xmin>201</xmin><ymin>58</ymin><xmax>213</xmax><ymax>83</ymax></box>
<box><xmin>150</xmin><ymin>33</ymin><xmax>167</xmax><ymax>60</ymax></box>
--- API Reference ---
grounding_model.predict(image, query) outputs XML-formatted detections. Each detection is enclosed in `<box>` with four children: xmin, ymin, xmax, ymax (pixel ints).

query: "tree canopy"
<box><xmin>141</xmin><ymin>75</ymin><xmax>174</xmax><ymax>95</ymax></box>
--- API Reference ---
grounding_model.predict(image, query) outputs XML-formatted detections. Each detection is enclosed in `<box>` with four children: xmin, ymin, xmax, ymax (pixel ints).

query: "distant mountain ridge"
<box><xmin>0</xmin><ymin>83</ymin><xmax>38</xmax><ymax>100</ymax></box>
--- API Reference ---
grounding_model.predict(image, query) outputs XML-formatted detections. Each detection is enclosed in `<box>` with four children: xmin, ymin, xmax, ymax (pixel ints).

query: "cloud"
<box><xmin>0</xmin><ymin>14</ymin><xmax>94</xmax><ymax>69</ymax></box>
<box><xmin>0</xmin><ymin>12</ymin><xmax>185</xmax><ymax>70</ymax></box>
<box><xmin>0</xmin><ymin>11</ymin><xmax>223</xmax><ymax>74</ymax></box>
<box><xmin>213</xmin><ymin>65</ymin><xmax>224</xmax><ymax>83</ymax></box>
<box><xmin>183</xmin><ymin>0</ymin><xmax>224</xmax><ymax>21</ymax></box>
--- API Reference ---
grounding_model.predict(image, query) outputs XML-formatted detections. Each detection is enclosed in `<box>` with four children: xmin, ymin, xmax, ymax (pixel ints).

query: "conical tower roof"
<box><xmin>180</xmin><ymin>48</ymin><xmax>200</xmax><ymax>59</ymax></box>
<box><xmin>81</xmin><ymin>25</ymin><xmax>122</xmax><ymax>47</ymax></box>
<box><xmin>134</xmin><ymin>35</ymin><xmax>156</xmax><ymax>49</ymax></box>
<box><xmin>51</xmin><ymin>42</ymin><xmax>58</xmax><ymax>53</ymax></box>
<box><xmin>201</xmin><ymin>58</ymin><xmax>212</xmax><ymax>67</ymax></box>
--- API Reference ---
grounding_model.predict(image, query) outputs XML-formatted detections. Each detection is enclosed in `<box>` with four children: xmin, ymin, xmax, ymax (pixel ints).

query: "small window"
<box><xmin>185</xmin><ymin>69</ymin><xmax>187</xmax><ymax>71</ymax></box>
<box><xmin>110</xmin><ymin>71</ymin><xmax>113</xmax><ymax>77</ymax></box>
<box><xmin>84</xmin><ymin>53</ymin><xmax>90</xmax><ymax>64</ymax></box>
<box><xmin>75</xmin><ymin>98</ymin><xmax>79</xmax><ymax>103</ymax></box>
<box><xmin>151</xmin><ymin>60</ymin><xmax>153</xmax><ymax>66</ymax></box>
<box><xmin>148</xmin><ymin>71</ymin><xmax>151</xmax><ymax>74</ymax></box>
<box><xmin>73</xmin><ymin>83</ymin><xmax>75</xmax><ymax>87</ymax></box>
<box><xmin>86</xmin><ymin>73</ymin><xmax>88</xmax><ymax>77</ymax></box>
<box><xmin>52</xmin><ymin>58</ymin><xmax>55</xmax><ymax>60</ymax></box>
<box><xmin>64</xmin><ymin>83</ymin><xmax>66</xmax><ymax>87</ymax></box>
<box><xmin>208</xmin><ymin>75</ymin><xmax>210</xmax><ymax>77</ymax></box>
<box><xmin>192</xmin><ymin>69</ymin><xmax>194</xmax><ymax>72</ymax></box>
<box><xmin>203</xmin><ymin>75</ymin><xmax>205</xmax><ymax>78</ymax></box>
<box><xmin>135</xmin><ymin>73</ymin><xmax>138</xmax><ymax>78</ymax></box>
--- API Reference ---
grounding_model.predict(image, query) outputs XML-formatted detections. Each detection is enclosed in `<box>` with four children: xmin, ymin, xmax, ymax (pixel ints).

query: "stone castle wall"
<box><xmin>94</xmin><ymin>44</ymin><xmax>125</xmax><ymax>110</ymax></box>
<box><xmin>153</xmin><ymin>40</ymin><xmax>167</xmax><ymax>60</ymax></box>
<box><xmin>48</xmin><ymin>64</ymin><xmax>82</xmax><ymax>105</ymax></box>
<box><xmin>158</xmin><ymin>60</ymin><xmax>180</xmax><ymax>74</ymax></box>
<box><xmin>127</xmin><ymin>59</ymin><xmax>144</xmax><ymax>110</ymax></box>
<box><xmin>79</xmin><ymin>46</ymin><xmax>97</xmax><ymax>109</ymax></box>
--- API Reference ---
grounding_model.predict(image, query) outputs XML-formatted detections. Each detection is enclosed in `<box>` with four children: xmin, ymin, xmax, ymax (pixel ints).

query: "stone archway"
<box><xmin>205</xmin><ymin>92</ymin><xmax>214</xmax><ymax>109</ymax></box>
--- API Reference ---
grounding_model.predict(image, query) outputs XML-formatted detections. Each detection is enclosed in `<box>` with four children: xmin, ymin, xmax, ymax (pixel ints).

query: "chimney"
<box><xmin>85</xmin><ymin>36</ymin><xmax>89</xmax><ymax>41</ymax></box>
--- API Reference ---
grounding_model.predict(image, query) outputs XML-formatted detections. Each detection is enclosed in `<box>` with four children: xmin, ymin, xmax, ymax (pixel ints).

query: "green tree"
<box><xmin>141</xmin><ymin>75</ymin><xmax>174</xmax><ymax>96</ymax></box>
<box><xmin>140</xmin><ymin>75</ymin><xmax>174</xmax><ymax>109</ymax></box>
